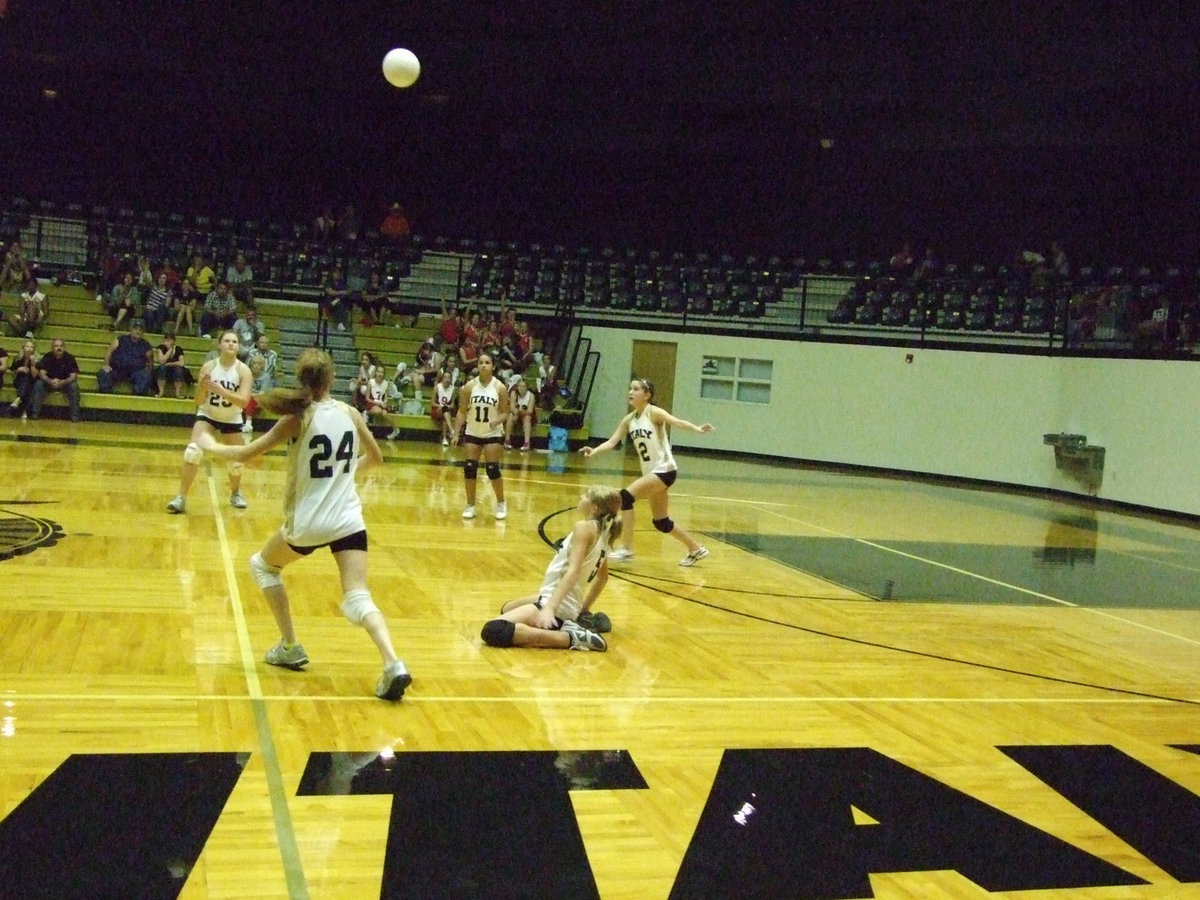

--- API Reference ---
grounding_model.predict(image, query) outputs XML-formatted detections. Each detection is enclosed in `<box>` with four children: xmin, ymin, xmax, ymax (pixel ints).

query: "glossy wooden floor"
<box><xmin>3</xmin><ymin>418</ymin><xmax>1200</xmax><ymax>899</ymax></box>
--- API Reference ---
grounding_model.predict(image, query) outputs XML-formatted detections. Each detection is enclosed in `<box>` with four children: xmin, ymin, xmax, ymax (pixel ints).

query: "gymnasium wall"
<box><xmin>581</xmin><ymin>327</ymin><xmax>1198</xmax><ymax>516</ymax></box>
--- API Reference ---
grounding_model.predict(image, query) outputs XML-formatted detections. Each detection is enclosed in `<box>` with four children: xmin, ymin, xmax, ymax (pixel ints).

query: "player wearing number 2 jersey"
<box><xmin>581</xmin><ymin>378</ymin><xmax>714</xmax><ymax>569</ymax></box>
<box><xmin>195</xmin><ymin>347</ymin><xmax>411</xmax><ymax>701</ymax></box>
<box><xmin>451</xmin><ymin>351</ymin><xmax>510</xmax><ymax>520</ymax></box>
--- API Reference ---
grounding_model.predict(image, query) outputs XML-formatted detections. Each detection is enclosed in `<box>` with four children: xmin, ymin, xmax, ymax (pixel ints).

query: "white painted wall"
<box><xmin>580</xmin><ymin>327</ymin><xmax>1199</xmax><ymax>515</ymax></box>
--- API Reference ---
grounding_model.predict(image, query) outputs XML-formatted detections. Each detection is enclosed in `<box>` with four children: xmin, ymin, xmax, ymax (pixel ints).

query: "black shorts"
<box><xmin>462</xmin><ymin>434</ymin><xmax>503</xmax><ymax>446</ymax></box>
<box><xmin>288</xmin><ymin>530</ymin><xmax>369</xmax><ymax>556</ymax></box>
<box><xmin>655</xmin><ymin>470</ymin><xmax>678</xmax><ymax>488</ymax></box>
<box><xmin>198</xmin><ymin>415</ymin><xmax>244</xmax><ymax>434</ymax></box>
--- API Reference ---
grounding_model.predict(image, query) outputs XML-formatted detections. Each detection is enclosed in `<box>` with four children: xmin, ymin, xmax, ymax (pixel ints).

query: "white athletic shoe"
<box><xmin>494</xmin><ymin>501</ymin><xmax>507</xmax><ymax>520</ymax></box>
<box><xmin>230</xmin><ymin>492</ymin><xmax>248</xmax><ymax>509</ymax></box>
<box><xmin>387</xmin><ymin>428</ymin><xmax>401</xmax><ymax>440</ymax></box>
<box><xmin>680</xmin><ymin>546</ymin><xmax>709</xmax><ymax>567</ymax></box>
<box><xmin>166</xmin><ymin>495</ymin><xmax>185</xmax><ymax>514</ymax></box>
<box><xmin>607</xmin><ymin>547</ymin><xmax>634</xmax><ymax>562</ymax></box>
<box><xmin>442</xmin><ymin>437</ymin><xmax>450</xmax><ymax>446</ymax></box>
<box><xmin>241</xmin><ymin>420</ymin><xmax>253</xmax><ymax>433</ymax></box>
<box><xmin>562</xmin><ymin>620</ymin><xmax>607</xmax><ymax>652</ymax></box>
<box><xmin>462</xmin><ymin>505</ymin><xmax>476</xmax><ymax>519</ymax></box>
<box><xmin>375</xmin><ymin>659</ymin><xmax>412</xmax><ymax>700</ymax></box>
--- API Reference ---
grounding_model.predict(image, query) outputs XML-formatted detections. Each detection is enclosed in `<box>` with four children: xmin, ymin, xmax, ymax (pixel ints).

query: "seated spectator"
<box><xmin>175</xmin><ymin>277</ymin><xmax>202</xmax><ymax>336</ymax></box>
<box><xmin>1</xmin><ymin>241</ymin><xmax>32</xmax><ymax>289</ymax></box>
<box><xmin>379</xmin><ymin>202</ymin><xmax>410</xmax><ymax>240</ymax></box>
<box><xmin>28</xmin><ymin>337</ymin><xmax>81</xmax><ymax>421</ymax></box>
<box><xmin>186</xmin><ymin>252</ymin><xmax>216</xmax><ymax>296</ymax></box>
<box><xmin>338</xmin><ymin>203</ymin><xmax>361</xmax><ymax>241</ymax></box>
<box><xmin>348</xmin><ymin>351</ymin><xmax>376</xmax><ymax>410</ymax></box>
<box><xmin>321</xmin><ymin>266</ymin><xmax>352</xmax><ymax>332</ymax></box>
<box><xmin>429</xmin><ymin>369</ymin><xmax>458</xmax><ymax>446</ymax></box>
<box><xmin>913</xmin><ymin>246</ymin><xmax>939</xmax><ymax>282</ymax></box>
<box><xmin>200</xmin><ymin>281</ymin><xmax>238</xmax><ymax>337</ymax></box>
<box><xmin>458</xmin><ymin>337</ymin><xmax>480</xmax><ymax>377</ymax></box>
<box><xmin>142</xmin><ymin>271</ymin><xmax>176</xmax><ymax>334</ymax></box>
<box><xmin>232</xmin><ymin>307</ymin><xmax>266</xmax><ymax>358</ymax></box>
<box><xmin>505</xmin><ymin>377</ymin><xmax>537</xmax><ymax>451</ymax></box>
<box><xmin>153</xmin><ymin>333</ymin><xmax>189</xmax><ymax>398</ymax></box>
<box><xmin>6</xmin><ymin>338</ymin><xmax>38</xmax><ymax>417</ymax></box>
<box><xmin>247</xmin><ymin>334</ymin><xmax>279</xmax><ymax>392</ymax></box>
<box><xmin>437</xmin><ymin>297</ymin><xmax>466</xmax><ymax>351</ymax></box>
<box><xmin>1049</xmin><ymin>240</ymin><xmax>1070</xmax><ymax>280</ymax></box>
<box><xmin>889</xmin><ymin>242</ymin><xmax>915</xmax><ymax>276</ymax></box>
<box><xmin>225</xmin><ymin>253</ymin><xmax>255</xmax><ymax>307</ymax></box>
<box><xmin>11</xmin><ymin>276</ymin><xmax>48</xmax><ymax>337</ymax></box>
<box><xmin>154</xmin><ymin>258</ymin><xmax>181</xmax><ymax>290</ymax></box>
<box><xmin>407</xmin><ymin>338</ymin><xmax>442</xmax><ymax>389</ymax></box>
<box><xmin>511</xmin><ymin>321</ymin><xmax>534</xmax><ymax>373</ymax></box>
<box><xmin>313</xmin><ymin>205</ymin><xmax>336</xmax><ymax>241</ymax></box>
<box><xmin>98</xmin><ymin>320</ymin><xmax>154</xmax><ymax>395</ymax></box>
<box><xmin>107</xmin><ymin>272</ymin><xmax>138</xmax><ymax>331</ymax></box>
<box><xmin>364</xmin><ymin>366</ymin><xmax>401</xmax><ymax>432</ymax></box>
<box><xmin>135</xmin><ymin>255</ymin><xmax>155</xmax><ymax>303</ymax></box>
<box><xmin>359</xmin><ymin>270</ymin><xmax>388</xmax><ymax>325</ymax></box>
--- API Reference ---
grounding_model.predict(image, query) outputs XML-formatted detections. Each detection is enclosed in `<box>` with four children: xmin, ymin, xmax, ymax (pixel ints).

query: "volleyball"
<box><xmin>382</xmin><ymin>48</ymin><xmax>420</xmax><ymax>88</ymax></box>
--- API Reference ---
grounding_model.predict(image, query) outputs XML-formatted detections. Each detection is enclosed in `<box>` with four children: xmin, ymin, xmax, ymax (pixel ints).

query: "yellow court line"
<box><xmin>207</xmin><ymin>473</ymin><xmax>310</xmax><ymax>900</ymax></box>
<box><xmin>758</xmin><ymin>504</ymin><xmax>1200</xmax><ymax>648</ymax></box>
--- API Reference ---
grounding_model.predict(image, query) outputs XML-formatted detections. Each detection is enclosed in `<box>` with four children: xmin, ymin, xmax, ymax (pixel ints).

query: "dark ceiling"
<box><xmin>2</xmin><ymin>2</ymin><xmax>1197</xmax><ymax>262</ymax></box>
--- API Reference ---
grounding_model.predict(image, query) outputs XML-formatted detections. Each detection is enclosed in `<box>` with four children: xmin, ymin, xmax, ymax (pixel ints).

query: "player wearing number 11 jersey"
<box><xmin>195</xmin><ymin>348</ymin><xmax>412</xmax><ymax>701</ymax></box>
<box><xmin>451</xmin><ymin>351</ymin><xmax>510</xmax><ymax>520</ymax></box>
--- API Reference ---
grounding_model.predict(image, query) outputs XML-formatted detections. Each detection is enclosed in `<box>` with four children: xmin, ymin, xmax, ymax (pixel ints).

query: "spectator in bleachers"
<box><xmin>153</xmin><ymin>333</ymin><xmax>189</xmax><ymax>398</ymax></box>
<box><xmin>459</xmin><ymin>336</ymin><xmax>480</xmax><ymax>378</ymax></box>
<box><xmin>135</xmin><ymin>255</ymin><xmax>155</xmax><ymax>303</ymax></box>
<box><xmin>200</xmin><ymin>280</ymin><xmax>238</xmax><ymax>337</ymax></box>
<box><xmin>505</xmin><ymin>377</ymin><xmax>536</xmax><ymax>451</ymax></box>
<box><xmin>348</xmin><ymin>351</ymin><xmax>376</xmax><ymax>411</ymax></box>
<box><xmin>913</xmin><ymin>246</ymin><xmax>939</xmax><ymax>282</ymax></box>
<box><xmin>379</xmin><ymin>202</ymin><xmax>410</xmax><ymax>240</ymax></box>
<box><xmin>436</xmin><ymin>352</ymin><xmax>461</xmax><ymax>390</ymax></box>
<box><xmin>363</xmin><ymin>366</ymin><xmax>401</xmax><ymax>433</ymax></box>
<box><xmin>186</xmin><ymin>252</ymin><xmax>216</xmax><ymax>296</ymax></box>
<box><xmin>359</xmin><ymin>270</ymin><xmax>388</xmax><ymax>325</ymax></box>
<box><xmin>1049</xmin><ymin>241</ymin><xmax>1070</xmax><ymax>280</ymax></box>
<box><xmin>142</xmin><ymin>270</ymin><xmax>176</xmax><ymax>334</ymax></box>
<box><xmin>247</xmin><ymin>334</ymin><xmax>279</xmax><ymax>392</ymax></box>
<box><xmin>6</xmin><ymin>338</ymin><xmax>37</xmax><ymax>417</ymax></box>
<box><xmin>512</xmin><ymin>321</ymin><xmax>534</xmax><ymax>374</ymax></box>
<box><xmin>98</xmin><ymin>320</ymin><xmax>154</xmax><ymax>395</ymax></box>
<box><xmin>106</xmin><ymin>272</ymin><xmax>138</xmax><ymax>331</ymax></box>
<box><xmin>232</xmin><ymin>307</ymin><xmax>266</xmax><ymax>359</ymax></box>
<box><xmin>11</xmin><ymin>276</ymin><xmax>48</xmax><ymax>337</ymax></box>
<box><xmin>28</xmin><ymin>337</ymin><xmax>81</xmax><ymax>421</ymax></box>
<box><xmin>338</xmin><ymin>203</ymin><xmax>361</xmax><ymax>241</ymax></box>
<box><xmin>437</xmin><ymin>297</ymin><xmax>466</xmax><ymax>351</ymax></box>
<box><xmin>321</xmin><ymin>265</ymin><xmax>352</xmax><ymax>332</ymax></box>
<box><xmin>225</xmin><ymin>253</ymin><xmax>255</xmax><ymax>308</ymax></box>
<box><xmin>174</xmin><ymin>277</ymin><xmax>201</xmax><ymax>336</ymax></box>
<box><xmin>1</xmin><ymin>241</ymin><xmax>32</xmax><ymax>290</ymax></box>
<box><xmin>889</xmin><ymin>242</ymin><xmax>915</xmax><ymax>276</ymax></box>
<box><xmin>154</xmin><ymin>257</ymin><xmax>181</xmax><ymax>290</ymax></box>
<box><xmin>313</xmin><ymin>206</ymin><xmax>336</xmax><ymax>241</ymax></box>
<box><xmin>429</xmin><ymin>369</ymin><xmax>458</xmax><ymax>446</ymax></box>
<box><xmin>406</xmin><ymin>338</ymin><xmax>442</xmax><ymax>390</ymax></box>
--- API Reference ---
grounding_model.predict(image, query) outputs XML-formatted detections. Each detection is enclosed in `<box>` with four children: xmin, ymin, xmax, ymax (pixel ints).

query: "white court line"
<box><xmin>9</xmin><ymin>692</ymin><xmax>1190</xmax><ymax>705</ymax></box>
<box><xmin>207</xmin><ymin>475</ymin><xmax>310</xmax><ymax>899</ymax></box>
<box><xmin>758</xmin><ymin>505</ymin><xmax>1200</xmax><ymax>648</ymax></box>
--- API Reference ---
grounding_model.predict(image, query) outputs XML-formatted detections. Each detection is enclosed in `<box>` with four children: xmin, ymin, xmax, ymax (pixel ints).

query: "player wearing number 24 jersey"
<box><xmin>195</xmin><ymin>348</ymin><xmax>412</xmax><ymax>701</ymax></box>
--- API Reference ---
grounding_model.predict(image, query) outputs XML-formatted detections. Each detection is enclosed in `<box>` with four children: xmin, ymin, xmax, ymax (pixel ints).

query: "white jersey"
<box><xmin>539</xmin><ymin>526</ymin><xmax>608</xmax><ymax>622</ymax></box>
<box><xmin>464</xmin><ymin>376</ymin><xmax>503</xmax><ymax>439</ymax></box>
<box><xmin>282</xmin><ymin>399</ymin><xmax>365</xmax><ymax>547</ymax></box>
<box><xmin>434</xmin><ymin>380</ymin><xmax>457</xmax><ymax>409</ymax></box>
<box><xmin>365</xmin><ymin>378</ymin><xmax>396</xmax><ymax>408</ymax></box>
<box><xmin>198</xmin><ymin>358</ymin><xmax>245</xmax><ymax>425</ymax></box>
<box><xmin>512</xmin><ymin>387</ymin><xmax>535</xmax><ymax>416</ymax></box>
<box><xmin>627</xmin><ymin>406</ymin><xmax>676</xmax><ymax>476</ymax></box>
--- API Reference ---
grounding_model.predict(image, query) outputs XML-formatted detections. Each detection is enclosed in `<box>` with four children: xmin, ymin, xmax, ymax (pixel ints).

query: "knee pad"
<box><xmin>228</xmin><ymin>461</ymin><xmax>243</xmax><ymax>477</ymax></box>
<box><xmin>249</xmin><ymin>552</ymin><xmax>283</xmax><ymax>589</ymax></box>
<box><xmin>340</xmin><ymin>589</ymin><xmax>380</xmax><ymax>625</ymax></box>
<box><xmin>463</xmin><ymin>459</ymin><xmax>479</xmax><ymax>480</ymax></box>
<box><xmin>619</xmin><ymin>488</ymin><xmax>635</xmax><ymax>511</ymax></box>
<box><xmin>485</xmin><ymin>462</ymin><xmax>502</xmax><ymax>481</ymax></box>
<box><xmin>183</xmin><ymin>442</ymin><xmax>203</xmax><ymax>465</ymax></box>
<box><xmin>653</xmin><ymin>516</ymin><xmax>675</xmax><ymax>534</ymax></box>
<box><xmin>481</xmin><ymin>619</ymin><xmax>516</xmax><ymax>647</ymax></box>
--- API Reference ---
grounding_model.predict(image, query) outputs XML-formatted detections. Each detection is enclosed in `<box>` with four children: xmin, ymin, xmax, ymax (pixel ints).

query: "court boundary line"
<box><xmin>207</xmin><ymin>473</ymin><xmax>310</xmax><ymax>900</ymax></box>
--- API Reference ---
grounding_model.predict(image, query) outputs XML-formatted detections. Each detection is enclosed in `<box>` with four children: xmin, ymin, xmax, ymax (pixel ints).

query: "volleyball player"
<box><xmin>451</xmin><ymin>351</ymin><xmax>509</xmax><ymax>520</ymax></box>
